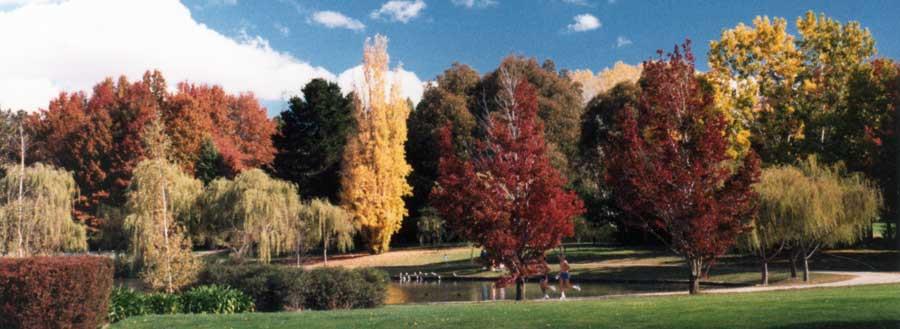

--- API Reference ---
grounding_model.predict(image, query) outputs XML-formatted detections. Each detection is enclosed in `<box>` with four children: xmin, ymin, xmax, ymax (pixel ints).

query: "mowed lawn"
<box><xmin>113</xmin><ymin>284</ymin><xmax>900</xmax><ymax>329</ymax></box>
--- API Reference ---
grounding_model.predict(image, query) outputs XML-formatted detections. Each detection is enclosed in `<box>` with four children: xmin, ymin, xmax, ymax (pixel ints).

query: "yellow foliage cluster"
<box><xmin>340</xmin><ymin>35</ymin><xmax>413</xmax><ymax>254</ymax></box>
<box><xmin>568</xmin><ymin>61</ymin><xmax>642</xmax><ymax>104</ymax></box>
<box><xmin>708</xmin><ymin>16</ymin><xmax>803</xmax><ymax>158</ymax></box>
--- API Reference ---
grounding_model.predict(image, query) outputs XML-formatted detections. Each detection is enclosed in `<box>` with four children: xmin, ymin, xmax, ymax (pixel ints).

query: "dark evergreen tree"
<box><xmin>194</xmin><ymin>138</ymin><xmax>228</xmax><ymax>185</ymax></box>
<box><xmin>271</xmin><ymin>78</ymin><xmax>353</xmax><ymax>201</ymax></box>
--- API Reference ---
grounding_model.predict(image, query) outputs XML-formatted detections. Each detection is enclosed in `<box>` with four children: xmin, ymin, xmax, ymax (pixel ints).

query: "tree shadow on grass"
<box><xmin>770</xmin><ymin>320</ymin><xmax>900</xmax><ymax>329</ymax></box>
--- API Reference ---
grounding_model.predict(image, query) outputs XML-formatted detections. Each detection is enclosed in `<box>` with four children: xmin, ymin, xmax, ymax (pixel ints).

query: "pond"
<box><xmin>386</xmin><ymin>280</ymin><xmax>691</xmax><ymax>304</ymax></box>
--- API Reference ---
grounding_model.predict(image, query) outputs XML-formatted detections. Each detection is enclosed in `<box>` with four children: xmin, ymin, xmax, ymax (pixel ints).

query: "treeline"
<box><xmin>0</xmin><ymin>12</ymin><xmax>897</xmax><ymax>289</ymax></box>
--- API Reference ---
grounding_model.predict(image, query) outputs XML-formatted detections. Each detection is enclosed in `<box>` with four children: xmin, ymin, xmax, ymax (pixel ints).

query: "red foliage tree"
<box><xmin>605</xmin><ymin>41</ymin><xmax>760</xmax><ymax>294</ymax></box>
<box><xmin>431</xmin><ymin>80</ymin><xmax>584</xmax><ymax>300</ymax></box>
<box><xmin>30</xmin><ymin>71</ymin><xmax>276</xmax><ymax>241</ymax></box>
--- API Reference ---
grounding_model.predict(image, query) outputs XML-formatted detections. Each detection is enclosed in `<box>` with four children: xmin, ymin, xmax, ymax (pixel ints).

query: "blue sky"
<box><xmin>1</xmin><ymin>0</ymin><xmax>898</xmax><ymax>115</ymax></box>
<box><xmin>184</xmin><ymin>0</ymin><xmax>900</xmax><ymax>79</ymax></box>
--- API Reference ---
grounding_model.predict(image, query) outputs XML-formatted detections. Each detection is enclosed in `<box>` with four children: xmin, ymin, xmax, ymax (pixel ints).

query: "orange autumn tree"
<box><xmin>340</xmin><ymin>35</ymin><xmax>413</xmax><ymax>254</ymax></box>
<box><xmin>30</xmin><ymin>71</ymin><xmax>276</xmax><ymax>247</ymax></box>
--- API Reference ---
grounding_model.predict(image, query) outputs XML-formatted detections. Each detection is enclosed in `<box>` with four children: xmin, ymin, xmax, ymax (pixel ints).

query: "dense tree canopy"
<box><xmin>404</xmin><ymin>63</ymin><xmax>480</xmax><ymax>242</ymax></box>
<box><xmin>607</xmin><ymin>42</ymin><xmax>760</xmax><ymax>294</ymax></box>
<box><xmin>29</xmin><ymin>71</ymin><xmax>277</xmax><ymax>245</ymax></box>
<box><xmin>200</xmin><ymin>169</ymin><xmax>301</xmax><ymax>264</ymax></box>
<box><xmin>340</xmin><ymin>35</ymin><xmax>413</xmax><ymax>254</ymax></box>
<box><xmin>432</xmin><ymin>80</ymin><xmax>583</xmax><ymax>300</ymax></box>
<box><xmin>272</xmin><ymin>78</ymin><xmax>353</xmax><ymax>201</ymax></box>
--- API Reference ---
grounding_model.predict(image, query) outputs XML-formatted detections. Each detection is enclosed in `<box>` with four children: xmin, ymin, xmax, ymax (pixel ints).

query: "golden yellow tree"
<box><xmin>708</xmin><ymin>16</ymin><xmax>804</xmax><ymax>160</ymax></box>
<box><xmin>340</xmin><ymin>35</ymin><xmax>412</xmax><ymax>254</ymax></box>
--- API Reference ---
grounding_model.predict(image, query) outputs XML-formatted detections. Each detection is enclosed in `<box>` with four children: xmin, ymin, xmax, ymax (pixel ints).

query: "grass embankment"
<box><xmin>112</xmin><ymin>283</ymin><xmax>900</xmax><ymax>329</ymax></box>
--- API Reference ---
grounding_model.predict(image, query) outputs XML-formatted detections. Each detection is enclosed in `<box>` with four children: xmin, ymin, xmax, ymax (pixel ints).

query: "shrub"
<box><xmin>0</xmin><ymin>256</ymin><xmax>114</xmax><ymax>329</ymax></box>
<box><xmin>180</xmin><ymin>285</ymin><xmax>254</xmax><ymax>314</ymax></box>
<box><xmin>198</xmin><ymin>263</ymin><xmax>294</xmax><ymax>311</ymax></box>
<box><xmin>108</xmin><ymin>287</ymin><xmax>148</xmax><ymax>323</ymax></box>
<box><xmin>145</xmin><ymin>292</ymin><xmax>182</xmax><ymax>314</ymax></box>
<box><xmin>199</xmin><ymin>264</ymin><xmax>387</xmax><ymax>311</ymax></box>
<box><xmin>299</xmin><ymin>267</ymin><xmax>388</xmax><ymax>310</ymax></box>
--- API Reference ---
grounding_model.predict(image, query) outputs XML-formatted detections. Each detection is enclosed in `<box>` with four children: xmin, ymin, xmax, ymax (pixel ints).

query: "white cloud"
<box><xmin>567</xmin><ymin>13</ymin><xmax>600</xmax><ymax>32</ymax></box>
<box><xmin>0</xmin><ymin>0</ymin><xmax>424</xmax><ymax>112</ymax></box>
<box><xmin>337</xmin><ymin>65</ymin><xmax>424</xmax><ymax>105</ymax></box>
<box><xmin>370</xmin><ymin>0</ymin><xmax>425</xmax><ymax>23</ymax></box>
<box><xmin>310</xmin><ymin>10</ymin><xmax>365</xmax><ymax>31</ymax></box>
<box><xmin>615</xmin><ymin>36</ymin><xmax>632</xmax><ymax>47</ymax></box>
<box><xmin>451</xmin><ymin>0</ymin><xmax>496</xmax><ymax>8</ymax></box>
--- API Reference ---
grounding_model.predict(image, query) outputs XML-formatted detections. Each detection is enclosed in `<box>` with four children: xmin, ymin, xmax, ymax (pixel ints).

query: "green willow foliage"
<box><xmin>749</xmin><ymin>157</ymin><xmax>881</xmax><ymax>250</ymax></box>
<box><xmin>124</xmin><ymin>119</ymin><xmax>202</xmax><ymax>292</ymax></box>
<box><xmin>0</xmin><ymin>163</ymin><xmax>87</xmax><ymax>256</ymax></box>
<box><xmin>300</xmin><ymin>198</ymin><xmax>354</xmax><ymax>265</ymax></box>
<box><xmin>201</xmin><ymin>169</ymin><xmax>301</xmax><ymax>264</ymax></box>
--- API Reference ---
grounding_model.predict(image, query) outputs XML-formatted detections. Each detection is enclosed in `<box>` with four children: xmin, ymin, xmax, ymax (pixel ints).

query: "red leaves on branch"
<box><xmin>605</xmin><ymin>41</ymin><xmax>760</xmax><ymax>293</ymax></box>
<box><xmin>432</xmin><ymin>81</ymin><xmax>583</xmax><ymax>291</ymax></box>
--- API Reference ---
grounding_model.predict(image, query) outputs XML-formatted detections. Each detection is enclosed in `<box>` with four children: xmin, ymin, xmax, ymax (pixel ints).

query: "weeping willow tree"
<box><xmin>340</xmin><ymin>35</ymin><xmax>413</xmax><ymax>254</ymax></box>
<box><xmin>0</xmin><ymin>163</ymin><xmax>87</xmax><ymax>256</ymax></box>
<box><xmin>300</xmin><ymin>198</ymin><xmax>354</xmax><ymax>266</ymax></box>
<box><xmin>201</xmin><ymin>169</ymin><xmax>301</xmax><ymax>264</ymax></box>
<box><xmin>124</xmin><ymin>119</ymin><xmax>202</xmax><ymax>293</ymax></box>
<box><xmin>778</xmin><ymin>156</ymin><xmax>881</xmax><ymax>282</ymax></box>
<box><xmin>741</xmin><ymin>166</ymin><xmax>801</xmax><ymax>285</ymax></box>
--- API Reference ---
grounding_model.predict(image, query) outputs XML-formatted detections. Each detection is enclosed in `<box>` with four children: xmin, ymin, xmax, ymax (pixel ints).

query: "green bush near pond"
<box><xmin>198</xmin><ymin>264</ymin><xmax>388</xmax><ymax>311</ymax></box>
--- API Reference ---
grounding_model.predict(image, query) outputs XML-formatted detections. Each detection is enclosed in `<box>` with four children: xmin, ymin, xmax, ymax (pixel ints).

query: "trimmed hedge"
<box><xmin>199</xmin><ymin>264</ymin><xmax>388</xmax><ymax>311</ymax></box>
<box><xmin>0</xmin><ymin>256</ymin><xmax>114</xmax><ymax>329</ymax></box>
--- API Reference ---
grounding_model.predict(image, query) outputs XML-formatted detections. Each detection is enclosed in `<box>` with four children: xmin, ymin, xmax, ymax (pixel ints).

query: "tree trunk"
<box><xmin>802</xmin><ymin>256</ymin><xmax>811</xmax><ymax>282</ymax></box>
<box><xmin>15</xmin><ymin>124</ymin><xmax>25</xmax><ymax>257</ymax></box>
<box><xmin>760</xmin><ymin>261</ymin><xmax>769</xmax><ymax>286</ymax></box>
<box><xmin>790</xmin><ymin>251</ymin><xmax>799</xmax><ymax>279</ymax></box>
<box><xmin>515</xmin><ymin>277</ymin><xmax>525</xmax><ymax>301</ymax></box>
<box><xmin>688</xmin><ymin>259</ymin><xmax>701</xmax><ymax>295</ymax></box>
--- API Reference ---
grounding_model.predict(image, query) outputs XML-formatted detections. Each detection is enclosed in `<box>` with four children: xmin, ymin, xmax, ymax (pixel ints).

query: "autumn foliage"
<box><xmin>29</xmin><ymin>71</ymin><xmax>276</xmax><ymax>237</ymax></box>
<box><xmin>605</xmin><ymin>42</ymin><xmax>760</xmax><ymax>294</ymax></box>
<box><xmin>340</xmin><ymin>35</ymin><xmax>413</xmax><ymax>254</ymax></box>
<box><xmin>432</xmin><ymin>80</ymin><xmax>583</xmax><ymax>299</ymax></box>
<box><xmin>0</xmin><ymin>256</ymin><xmax>114</xmax><ymax>329</ymax></box>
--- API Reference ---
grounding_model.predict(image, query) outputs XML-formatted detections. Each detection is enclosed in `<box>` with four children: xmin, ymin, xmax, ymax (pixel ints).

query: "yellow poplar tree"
<box><xmin>340</xmin><ymin>35</ymin><xmax>412</xmax><ymax>254</ymax></box>
<box><xmin>708</xmin><ymin>16</ymin><xmax>804</xmax><ymax>160</ymax></box>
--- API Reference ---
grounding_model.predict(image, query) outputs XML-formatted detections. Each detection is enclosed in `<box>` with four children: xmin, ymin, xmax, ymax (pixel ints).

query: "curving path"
<box><xmin>557</xmin><ymin>271</ymin><xmax>900</xmax><ymax>302</ymax></box>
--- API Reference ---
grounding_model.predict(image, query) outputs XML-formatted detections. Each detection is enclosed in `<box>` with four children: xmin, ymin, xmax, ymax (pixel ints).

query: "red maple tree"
<box><xmin>431</xmin><ymin>80</ymin><xmax>584</xmax><ymax>300</ymax></box>
<box><xmin>605</xmin><ymin>41</ymin><xmax>760</xmax><ymax>294</ymax></box>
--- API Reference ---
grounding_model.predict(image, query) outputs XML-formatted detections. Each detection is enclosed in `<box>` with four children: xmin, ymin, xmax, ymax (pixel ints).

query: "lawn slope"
<box><xmin>113</xmin><ymin>283</ymin><xmax>900</xmax><ymax>329</ymax></box>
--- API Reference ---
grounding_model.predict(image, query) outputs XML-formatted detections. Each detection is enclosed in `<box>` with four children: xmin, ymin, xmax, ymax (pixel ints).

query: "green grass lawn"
<box><xmin>112</xmin><ymin>284</ymin><xmax>900</xmax><ymax>329</ymax></box>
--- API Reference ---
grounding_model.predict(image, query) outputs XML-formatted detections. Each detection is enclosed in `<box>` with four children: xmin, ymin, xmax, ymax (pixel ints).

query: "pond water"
<box><xmin>386</xmin><ymin>280</ymin><xmax>689</xmax><ymax>304</ymax></box>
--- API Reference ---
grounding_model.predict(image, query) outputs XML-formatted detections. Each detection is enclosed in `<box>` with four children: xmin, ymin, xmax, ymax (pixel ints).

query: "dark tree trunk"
<box><xmin>790</xmin><ymin>250</ymin><xmax>799</xmax><ymax>279</ymax></box>
<box><xmin>515</xmin><ymin>277</ymin><xmax>525</xmax><ymax>301</ymax></box>
<box><xmin>760</xmin><ymin>261</ymin><xmax>769</xmax><ymax>286</ymax></box>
